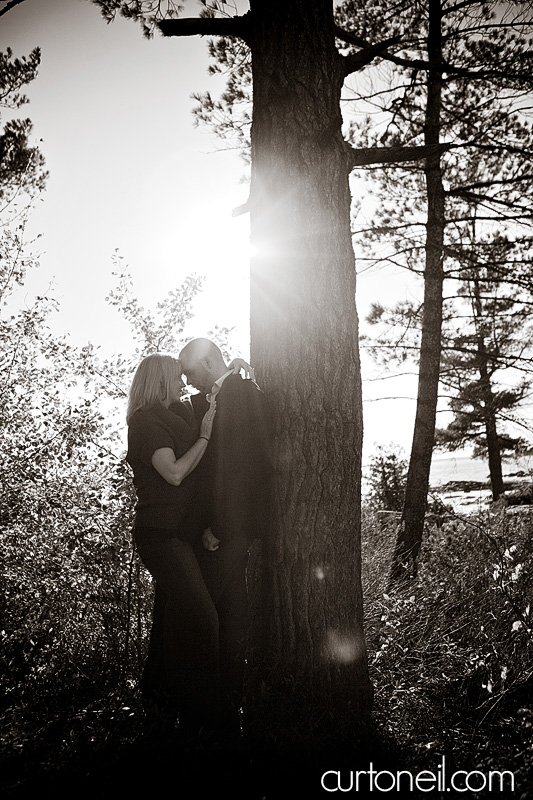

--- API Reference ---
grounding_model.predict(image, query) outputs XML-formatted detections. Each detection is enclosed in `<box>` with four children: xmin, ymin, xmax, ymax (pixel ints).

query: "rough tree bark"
<box><xmin>247</xmin><ymin>0</ymin><xmax>368</xmax><ymax>712</ymax></box>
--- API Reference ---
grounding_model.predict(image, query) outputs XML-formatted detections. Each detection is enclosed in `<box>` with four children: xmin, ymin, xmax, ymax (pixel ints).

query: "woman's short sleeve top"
<box><xmin>126</xmin><ymin>401</ymin><xmax>198</xmax><ymax>530</ymax></box>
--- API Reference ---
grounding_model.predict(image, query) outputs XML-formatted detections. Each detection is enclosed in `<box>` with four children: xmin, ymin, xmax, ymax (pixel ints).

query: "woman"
<box><xmin>126</xmin><ymin>352</ymin><xmax>234</xmax><ymax>741</ymax></box>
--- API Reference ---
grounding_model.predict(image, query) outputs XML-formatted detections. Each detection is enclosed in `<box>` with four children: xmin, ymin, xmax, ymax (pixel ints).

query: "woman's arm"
<box><xmin>151</xmin><ymin>438</ymin><xmax>208</xmax><ymax>486</ymax></box>
<box><xmin>151</xmin><ymin>404</ymin><xmax>215</xmax><ymax>486</ymax></box>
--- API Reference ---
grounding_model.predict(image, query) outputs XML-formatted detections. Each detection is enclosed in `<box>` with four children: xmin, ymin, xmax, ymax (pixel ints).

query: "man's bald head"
<box><xmin>179</xmin><ymin>338</ymin><xmax>228</xmax><ymax>393</ymax></box>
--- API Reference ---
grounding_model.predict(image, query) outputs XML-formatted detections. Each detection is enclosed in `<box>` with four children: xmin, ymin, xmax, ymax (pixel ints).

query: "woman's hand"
<box><xmin>202</xmin><ymin>528</ymin><xmax>220</xmax><ymax>551</ymax></box>
<box><xmin>229</xmin><ymin>357</ymin><xmax>255</xmax><ymax>381</ymax></box>
<box><xmin>200</xmin><ymin>404</ymin><xmax>216</xmax><ymax>440</ymax></box>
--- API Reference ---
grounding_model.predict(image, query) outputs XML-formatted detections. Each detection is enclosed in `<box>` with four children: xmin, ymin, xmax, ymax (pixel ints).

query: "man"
<box><xmin>178</xmin><ymin>337</ymin><xmax>273</xmax><ymax>743</ymax></box>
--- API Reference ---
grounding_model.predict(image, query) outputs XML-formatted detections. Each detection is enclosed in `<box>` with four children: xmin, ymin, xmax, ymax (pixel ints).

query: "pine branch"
<box><xmin>335</xmin><ymin>25</ymin><xmax>431</xmax><ymax>71</ymax></box>
<box><xmin>158</xmin><ymin>13</ymin><xmax>250</xmax><ymax>42</ymax></box>
<box><xmin>448</xmin><ymin>174</ymin><xmax>533</xmax><ymax>195</ymax></box>
<box><xmin>335</xmin><ymin>23</ymin><xmax>532</xmax><ymax>81</ymax></box>
<box><xmin>339</xmin><ymin>33</ymin><xmax>403</xmax><ymax>77</ymax></box>
<box><xmin>467</xmin><ymin>143</ymin><xmax>533</xmax><ymax>159</ymax></box>
<box><xmin>442</xmin><ymin>61</ymin><xmax>533</xmax><ymax>82</ymax></box>
<box><xmin>442</xmin><ymin>0</ymin><xmax>481</xmax><ymax>16</ymax></box>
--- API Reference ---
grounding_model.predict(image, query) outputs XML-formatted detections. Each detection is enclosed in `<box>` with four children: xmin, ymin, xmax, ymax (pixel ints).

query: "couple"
<box><xmin>126</xmin><ymin>337</ymin><xmax>272</xmax><ymax>747</ymax></box>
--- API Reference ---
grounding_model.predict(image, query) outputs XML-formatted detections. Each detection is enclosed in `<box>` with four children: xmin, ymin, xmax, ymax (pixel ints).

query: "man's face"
<box><xmin>181</xmin><ymin>356</ymin><xmax>213</xmax><ymax>394</ymax></box>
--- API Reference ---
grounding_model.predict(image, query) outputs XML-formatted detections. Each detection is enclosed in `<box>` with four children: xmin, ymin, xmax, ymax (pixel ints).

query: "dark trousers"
<box><xmin>196</xmin><ymin>535</ymin><xmax>249</xmax><ymax>737</ymax></box>
<box><xmin>135</xmin><ymin>527</ymin><xmax>248</xmax><ymax>739</ymax></box>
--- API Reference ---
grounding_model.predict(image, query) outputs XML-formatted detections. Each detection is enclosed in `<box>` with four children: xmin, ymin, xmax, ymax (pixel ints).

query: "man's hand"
<box><xmin>202</xmin><ymin>528</ymin><xmax>220</xmax><ymax>551</ymax></box>
<box><xmin>229</xmin><ymin>357</ymin><xmax>255</xmax><ymax>381</ymax></box>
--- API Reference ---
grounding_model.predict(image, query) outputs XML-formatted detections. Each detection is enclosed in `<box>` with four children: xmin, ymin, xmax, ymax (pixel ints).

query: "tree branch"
<box><xmin>348</xmin><ymin>142</ymin><xmax>455</xmax><ymax>169</ymax></box>
<box><xmin>441</xmin><ymin>0</ymin><xmax>481</xmax><ymax>16</ymax></box>
<box><xmin>447</xmin><ymin>174</ymin><xmax>533</xmax><ymax>194</ymax></box>
<box><xmin>0</xmin><ymin>0</ymin><xmax>26</xmax><ymax>18</ymax></box>
<box><xmin>335</xmin><ymin>25</ymin><xmax>430</xmax><ymax>71</ymax></box>
<box><xmin>337</xmin><ymin>29</ymin><xmax>404</xmax><ymax>76</ymax></box>
<box><xmin>336</xmin><ymin>23</ymin><xmax>532</xmax><ymax>80</ymax></box>
<box><xmin>442</xmin><ymin>61</ymin><xmax>533</xmax><ymax>81</ymax></box>
<box><xmin>158</xmin><ymin>13</ymin><xmax>250</xmax><ymax>42</ymax></box>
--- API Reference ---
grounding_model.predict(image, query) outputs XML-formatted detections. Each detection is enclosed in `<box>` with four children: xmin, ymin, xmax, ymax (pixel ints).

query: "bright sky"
<box><xmin>1</xmin><ymin>0</ymin><xmax>421</xmax><ymax>457</ymax></box>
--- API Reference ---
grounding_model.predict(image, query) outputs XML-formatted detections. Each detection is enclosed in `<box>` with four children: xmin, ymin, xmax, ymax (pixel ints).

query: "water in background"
<box><xmin>429</xmin><ymin>453</ymin><xmax>533</xmax><ymax>486</ymax></box>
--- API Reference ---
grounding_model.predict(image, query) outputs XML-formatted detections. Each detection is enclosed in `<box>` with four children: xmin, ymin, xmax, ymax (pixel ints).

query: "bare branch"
<box><xmin>0</xmin><ymin>0</ymin><xmax>26</xmax><ymax>19</ymax></box>
<box><xmin>158</xmin><ymin>13</ymin><xmax>250</xmax><ymax>42</ymax></box>
<box><xmin>447</xmin><ymin>175</ymin><xmax>533</xmax><ymax>195</ymax></box>
<box><xmin>348</xmin><ymin>142</ymin><xmax>455</xmax><ymax>169</ymax></box>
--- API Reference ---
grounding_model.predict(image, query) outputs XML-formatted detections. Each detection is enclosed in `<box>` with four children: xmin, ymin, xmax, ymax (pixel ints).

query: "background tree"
<box><xmin>0</xmin><ymin>47</ymin><xmax>47</xmax><ymax>210</ymax></box>
<box><xmin>436</xmin><ymin>241</ymin><xmax>533</xmax><ymax>498</ymax></box>
<box><xmin>366</xmin><ymin>231</ymin><xmax>533</xmax><ymax>501</ymax></box>
<box><xmin>342</xmin><ymin>0</ymin><xmax>533</xmax><ymax>579</ymax></box>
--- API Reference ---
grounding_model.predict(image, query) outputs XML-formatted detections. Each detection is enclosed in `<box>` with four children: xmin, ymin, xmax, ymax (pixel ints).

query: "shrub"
<box><xmin>364</xmin><ymin>445</ymin><xmax>408</xmax><ymax>511</ymax></box>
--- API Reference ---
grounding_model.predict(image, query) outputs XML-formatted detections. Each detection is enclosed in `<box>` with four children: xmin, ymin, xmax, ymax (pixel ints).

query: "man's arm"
<box><xmin>220</xmin><ymin>377</ymin><xmax>274</xmax><ymax>486</ymax></box>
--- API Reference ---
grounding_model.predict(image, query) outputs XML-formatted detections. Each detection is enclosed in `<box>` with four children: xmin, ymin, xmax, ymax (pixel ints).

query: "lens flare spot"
<box><xmin>325</xmin><ymin>629</ymin><xmax>362</xmax><ymax>664</ymax></box>
<box><xmin>314</xmin><ymin>566</ymin><xmax>325</xmax><ymax>580</ymax></box>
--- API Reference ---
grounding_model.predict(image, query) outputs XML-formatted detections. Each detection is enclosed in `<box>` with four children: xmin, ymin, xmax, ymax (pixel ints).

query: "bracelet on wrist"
<box><xmin>200</xmin><ymin>436</ymin><xmax>210</xmax><ymax>442</ymax></box>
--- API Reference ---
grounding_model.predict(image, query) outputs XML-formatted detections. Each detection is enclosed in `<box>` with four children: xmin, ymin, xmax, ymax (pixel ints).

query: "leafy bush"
<box><xmin>364</xmin><ymin>445</ymin><xmax>408</xmax><ymax>511</ymax></box>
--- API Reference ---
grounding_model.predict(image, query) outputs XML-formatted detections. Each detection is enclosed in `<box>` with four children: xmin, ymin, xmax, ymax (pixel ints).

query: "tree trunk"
<box><xmin>390</xmin><ymin>0</ymin><xmax>445</xmax><ymax>584</ymax></box>
<box><xmin>471</xmin><ymin>277</ymin><xmax>505</xmax><ymax>499</ymax></box>
<box><xmin>484</xmin><ymin>406</ymin><xmax>505</xmax><ymax>499</ymax></box>
<box><xmin>247</xmin><ymin>0</ymin><xmax>371</xmax><ymax>738</ymax></box>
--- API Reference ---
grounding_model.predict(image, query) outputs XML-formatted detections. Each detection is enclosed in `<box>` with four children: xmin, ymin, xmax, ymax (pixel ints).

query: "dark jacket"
<box><xmin>191</xmin><ymin>374</ymin><xmax>274</xmax><ymax>543</ymax></box>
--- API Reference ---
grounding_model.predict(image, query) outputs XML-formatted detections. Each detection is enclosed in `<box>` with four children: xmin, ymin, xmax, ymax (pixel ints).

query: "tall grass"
<box><xmin>362</xmin><ymin>503</ymin><xmax>533</xmax><ymax>789</ymax></box>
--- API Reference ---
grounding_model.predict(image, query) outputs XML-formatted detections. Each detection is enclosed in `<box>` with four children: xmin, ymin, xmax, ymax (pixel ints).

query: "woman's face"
<box><xmin>164</xmin><ymin>372</ymin><xmax>185</xmax><ymax>406</ymax></box>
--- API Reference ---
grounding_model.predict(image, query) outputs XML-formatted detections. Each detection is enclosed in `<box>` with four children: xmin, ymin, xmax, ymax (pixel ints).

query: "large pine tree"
<box><xmin>89</xmin><ymin>0</ymin><xmax>418</xmax><ymax>740</ymax></box>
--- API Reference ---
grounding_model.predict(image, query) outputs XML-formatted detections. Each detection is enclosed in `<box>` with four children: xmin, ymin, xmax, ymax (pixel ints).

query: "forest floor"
<box><xmin>0</xmin><ymin>698</ymin><xmax>396</xmax><ymax>800</ymax></box>
<box><xmin>1</xmin><ymin>679</ymin><xmax>531</xmax><ymax>799</ymax></box>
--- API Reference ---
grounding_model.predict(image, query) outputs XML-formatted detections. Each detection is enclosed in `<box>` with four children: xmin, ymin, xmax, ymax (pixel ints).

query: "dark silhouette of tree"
<box><xmin>0</xmin><ymin>47</ymin><xmax>47</xmax><ymax>210</ymax></box>
<box><xmin>367</xmin><ymin>238</ymin><xmax>533</xmax><ymax>502</ymax></box>
<box><xmin>436</xmin><ymin>246</ymin><xmax>533</xmax><ymax>499</ymax></box>
<box><xmin>366</xmin><ymin>445</ymin><xmax>408</xmax><ymax>512</ymax></box>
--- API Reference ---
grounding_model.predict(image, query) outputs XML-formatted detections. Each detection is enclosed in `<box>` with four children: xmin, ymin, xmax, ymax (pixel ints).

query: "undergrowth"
<box><xmin>362</xmin><ymin>504</ymin><xmax>533</xmax><ymax>797</ymax></box>
<box><xmin>1</xmin><ymin>505</ymin><xmax>532</xmax><ymax>797</ymax></box>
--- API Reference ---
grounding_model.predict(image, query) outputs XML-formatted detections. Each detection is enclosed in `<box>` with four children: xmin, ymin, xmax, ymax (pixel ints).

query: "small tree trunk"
<box><xmin>484</xmin><ymin>410</ymin><xmax>505</xmax><ymax>499</ymax></box>
<box><xmin>471</xmin><ymin>276</ymin><xmax>505</xmax><ymax>500</ymax></box>
<box><xmin>390</xmin><ymin>0</ymin><xmax>445</xmax><ymax>584</ymax></box>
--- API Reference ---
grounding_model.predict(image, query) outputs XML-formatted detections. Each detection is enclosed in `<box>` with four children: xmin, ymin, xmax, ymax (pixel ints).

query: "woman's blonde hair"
<box><xmin>126</xmin><ymin>353</ymin><xmax>182</xmax><ymax>423</ymax></box>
